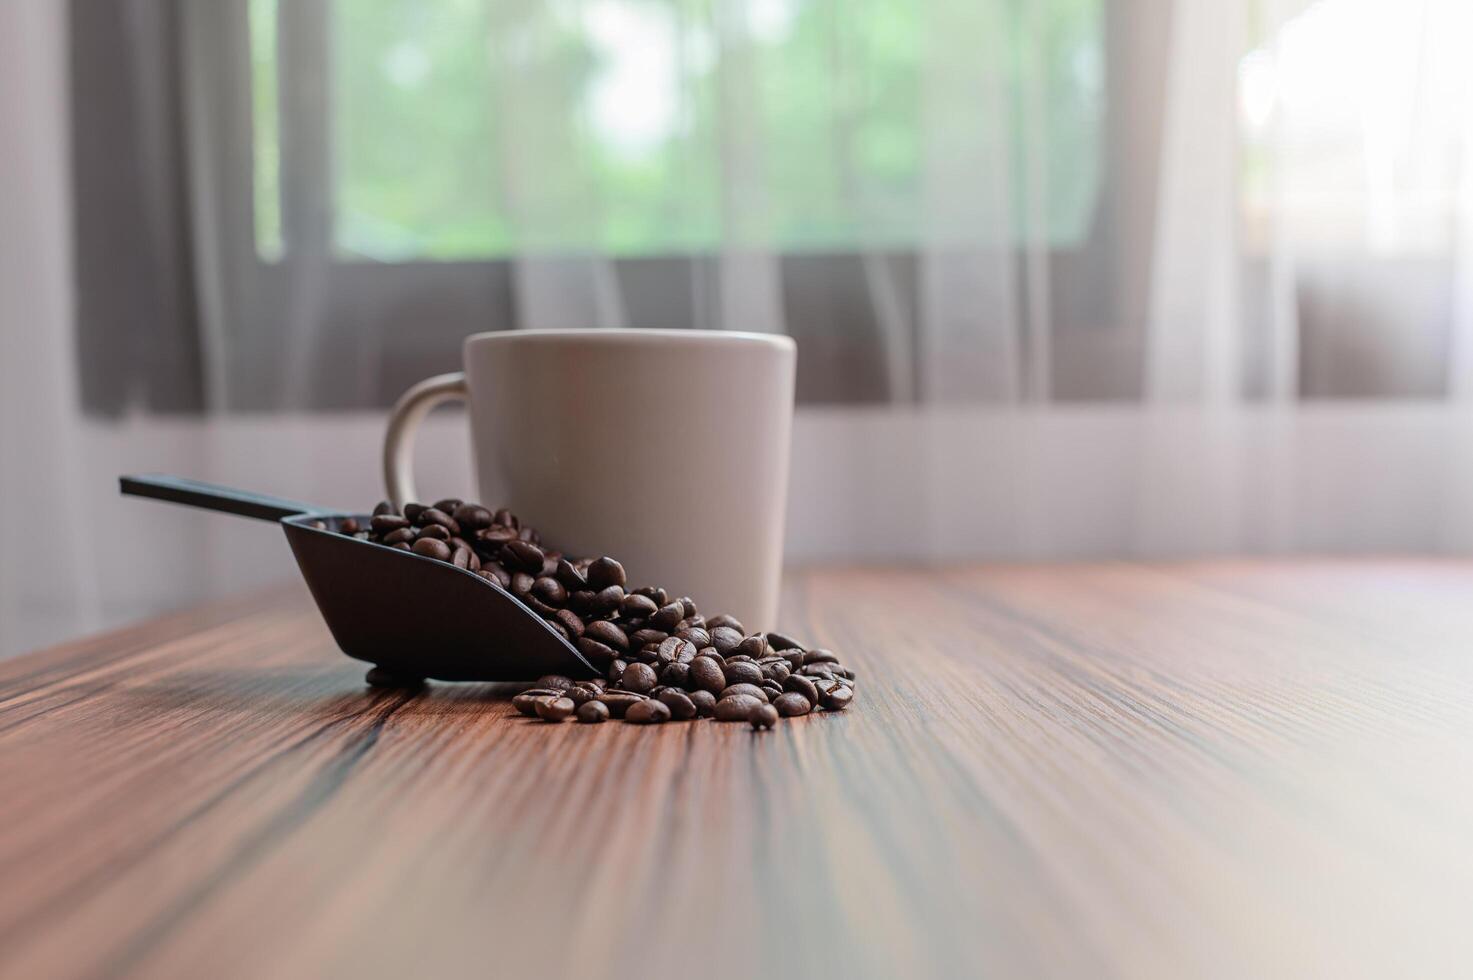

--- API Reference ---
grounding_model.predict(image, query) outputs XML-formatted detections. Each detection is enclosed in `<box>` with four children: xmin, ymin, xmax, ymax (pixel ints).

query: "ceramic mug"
<box><xmin>383</xmin><ymin>329</ymin><xmax>797</xmax><ymax>630</ymax></box>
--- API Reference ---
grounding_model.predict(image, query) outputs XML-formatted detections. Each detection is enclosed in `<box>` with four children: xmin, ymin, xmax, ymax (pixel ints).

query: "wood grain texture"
<box><xmin>2</xmin><ymin>562</ymin><xmax>1471</xmax><ymax>979</ymax></box>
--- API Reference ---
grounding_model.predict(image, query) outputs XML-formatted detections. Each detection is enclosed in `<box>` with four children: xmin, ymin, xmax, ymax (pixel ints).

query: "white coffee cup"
<box><xmin>383</xmin><ymin>329</ymin><xmax>797</xmax><ymax>630</ymax></box>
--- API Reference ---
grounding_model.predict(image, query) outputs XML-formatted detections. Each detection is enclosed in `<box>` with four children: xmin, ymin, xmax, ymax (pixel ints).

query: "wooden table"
<box><xmin>2</xmin><ymin>563</ymin><xmax>1470</xmax><ymax>979</ymax></box>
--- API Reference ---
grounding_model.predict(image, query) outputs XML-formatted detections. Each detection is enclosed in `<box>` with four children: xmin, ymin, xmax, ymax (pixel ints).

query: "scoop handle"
<box><xmin>120</xmin><ymin>474</ymin><xmax>326</xmax><ymax>522</ymax></box>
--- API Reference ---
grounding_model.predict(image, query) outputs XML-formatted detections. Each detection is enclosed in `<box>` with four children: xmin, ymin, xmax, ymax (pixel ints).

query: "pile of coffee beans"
<box><xmin>333</xmin><ymin>497</ymin><xmax>857</xmax><ymax>728</ymax></box>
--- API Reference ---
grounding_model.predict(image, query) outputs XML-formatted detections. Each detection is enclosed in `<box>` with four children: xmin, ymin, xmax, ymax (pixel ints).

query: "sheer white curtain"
<box><xmin>8</xmin><ymin>0</ymin><xmax>1473</xmax><ymax>657</ymax></box>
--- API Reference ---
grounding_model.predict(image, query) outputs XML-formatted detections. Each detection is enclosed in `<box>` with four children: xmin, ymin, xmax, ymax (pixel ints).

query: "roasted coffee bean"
<box><xmin>411</xmin><ymin>537</ymin><xmax>452</xmax><ymax>561</ymax></box>
<box><xmin>371</xmin><ymin>513</ymin><xmax>409</xmax><ymax>534</ymax></box>
<box><xmin>634</xmin><ymin>586</ymin><xmax>668</xmax><ymax>606</ymax></box>
<box><xmin>597</xmin><ymin>690</ymin><xmax>645</xmax><ymax>718</ymax></box>
<box><xmin>676</xmin><ymin>596</ymin><xmax>697</xmax><ymax>618</ymax></box>
<box><xmin>417</xmin><ymin>507</ymin><xmax>461</xmax><ymax>535</ymax></box>
<box><xmin>620</xmin><ymin>593</ymin><xmax>659</xmax><ymax>620</ymax></box>
<box><xmin>720</xmin><ymin>683</ymin><xmax>769</xmax><ymax>703</ymax></box>
<box><xmin>492</xmin><ymin>507</ymin><xmax>518</xmax><ymax>528</ymax></box>
<box><xmin>619</xmin><ymin>662</ymin><xmax>658</xmax><ymax>694</ymax></box>
<box><xmin>820</xmin><ymin>684</ymin><xmax>854</xmax><ymax>711</ymax></box>
<box><xmin>583</xmin><ymin>620</ymin><xmax>629</xmax><ymax>651</ymax></box>
<box><xmin>783</xmin><ymin>674</ymin><xmax>819</xmax><ymax>705</ymax></box>
<box><xmin>660</xmin><ymin>662</ymin><xmax>690</xmax><ymax>688</ymax></box>
<box><xmin>364</xmin><ymin>666</ymin><xmax>423</xmax><ymax>689</ymax></box>
<box><xmin>452</xmin><ymin>503</ymin><xmax>492</xmax><ymax>532</ymax></box>
<box><xmin>766</xmin><ymin>631</ymin><xmax>803</xmax><ymax>652</ymax></box>
<box><xmin>478</xmin><ymin>525</ymin><xmax>518</xmax><ymax>547</ymax></box>
<box><xmin>607</xmin><ymin>659</ymin><xmax>628</xmax><ymax>686</ymax></box>
<box><xmin>578</xmin><ymin>637</ymin><xmax>617</xmax><ymax>667</ymax></box>
<box><xmin>800</xmin><ymin>663</ymin><xmax>835</xmax><ymax>680</ymax></box>
<box><xmin>723</xmin><ymin>660</ymin><xmax>764</xmax><ymax>687</ymax></box>
<box><xmin>519</xmin><ymin>525</ymin><xmax>538</xmax><ymax>543</ymax></box>
<box><xmin>504</xmin><ymin>539</ymin><xmax>545</xmax><ymax>572</ymax></box>
<box><xmin>534</xmin><ymin>696</ymin><xmax>575</xmax><ymax>722</ymax></box>
<box><xmin>553</xmin><ymin>608</ymin><xmax>585</xmax><ymax>639</ymax></box>
<box><xmin>657</xmin><ymin>688</ymin><xmax>697</xmax><ymax>721</ymax></box>
<box><xmin>804</xmin><ymin>648</ymin><xmax>840</xmax><ymax>665</ymax></box>
<box><xmin>418</xmin><ymin>523</ymin><xmax>452</xmax><ymax>542</ymax></box>
<box><xmin>714</xmin><ymin>693</ymin><xmax>763</xmax><ymax>721</ymax></box>
<box><xmin>511</xmin><ymin>572</ymin><xmax>535</xmax><ymax>596</ymax></box>
<box><xmin>628</xmin><ymin>628</ymin><xmax>668</xmax><ymax>649</ymax></box>
<box><xmin>760</xmin><ymin>680</ymin><xmax>784</xmax><ymax>702</ymax></box>
<box><xmin>706</xmin><ymin>614</ymin><xmax>744</xmax><ymax>633</ymax></box>
<box><xmin>402</xmin><ymin>502</ymin><xmax>426</xmax><ymax>522</ymax></box>
<box><xmin>710</xmin><ymin>626</ymin><xmax>744</xmax><ymax>655</ymax></box>
<box><xmin>308</xmin><ymin>519</ymin><xmax>329</xmax><ymax>530</ymax></box>
<box><xmin>481</xmin><ymin>562</ymin><xmax>512</xmax><ymax>588</ymax></box>
<box><xmin>586</xmin><ymin>556</ymin><xmax>626</xmax><ymax>590</ymax></box>
<box><xmin>689</xmin><ymin>689</ymin><xmax>717</xmax><ymax>717</ymax></box>
<box><xmin>781</xmin><ymin>649</ymin><xmax>805</xmax><ymax>672</ymax></box>
<box><xmin>535</xmin><ymin>674</ymin><xmax>574</xmax><ymax>692</ymax></box>
<box><xmin>567</xmin><ymin>684</ymin><xmax>600</xmax><ymax>707</ymax></box>
<box><xmin>593</xmin><ymin>585</ymin><xmax>625</xmax><ymax>615</ymax></box>
<box><xmin>556</xmin><ymin>558</ymin><xmax>588</xmax><ymax>591</ymax></box>
<box><xmin>567</xmin><ymin>590</ymin><xmax>596</xmax><ymax>615</ymax></box>
<box><xmin>689</xmin><ymin>656</ymin><xmax>726</xmax><ymax>695</ymax></box>
<box><xmin>654</xmin><ymin>637</ymin><xmax>686</xmax><ymax>667</ymax></box>
<box><xmin>382</xmin><ymin>527</ymin><xmax>417</xmax><ymax>545</ymax></box>
<box><xmin>649</xmin><ymin>602</ymin><xmax>684</xmax><ymax>632</ymax></box>
<box><xmin>624</xmin><ymin>698</ymin><xmax>671</xmax><ymax>724</ymax></box>
<box><xmin>450</xmin><ymin>546</ymin><xmax>471</xmax><ymax>569</ymax></box>
<box><xmin>531</xmin><ymin>576</ymin><xmax>567</xmax><ymax>606</ymax></box>
<box><xmin>749</xmin><ymin>703</ymin><xmax>778</xmax><ymax>730</ymax></box>
<box><xmin>576</xmin><ymin>700</ymin><xmax>609</xmax><ymax>724</ymax></box>
<box><xmin>390</xmin><ymin>542</ymin><xmax>412</xmax><ymax>551</ymax></box>
<box><xmin>372</xmin><ymin>500</ymin><xmax>397</xmax><ymax>517</ymax></box>
<box><xmin>432</xmin><ymin>497</ymin><xmax>463</xmax><ymax>514</ymax></box>
<box><xmin>761</xmin><ymin>660</ymin><xmax>790</xmax><ymax>683</ymax></box>
<box><xmin>735</xmin><ymin>634</ymin><xmax>768</xmax><ymax>659</ymax></box>
<box><xmin>773</xmin><ymin>692</ymin><xmax>811</xmax><ymax>717</ymax></box>
<box><xmin>674</xmin><ymin>627</ymin><xmax>711</xmax><ymax>649</ymax></box>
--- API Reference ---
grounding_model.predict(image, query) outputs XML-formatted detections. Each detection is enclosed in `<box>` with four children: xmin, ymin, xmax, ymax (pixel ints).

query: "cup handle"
<box><xmin>383</xmin><ymin>372</ymin><xmax>468</xmax><ymax>510</ymax></box>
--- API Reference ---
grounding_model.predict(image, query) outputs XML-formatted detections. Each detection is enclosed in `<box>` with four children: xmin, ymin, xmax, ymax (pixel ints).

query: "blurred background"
<box><xmin>5</xmin><ymin>0</ymin><xmax>1473</xmax><ymax>658</ymax></box>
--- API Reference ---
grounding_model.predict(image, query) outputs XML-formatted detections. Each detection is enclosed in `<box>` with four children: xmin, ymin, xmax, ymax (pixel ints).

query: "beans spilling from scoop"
<box><xmin>332</xmin><ymin>497</ymin><xmax>857</xmax><ymax>728</ymax></box>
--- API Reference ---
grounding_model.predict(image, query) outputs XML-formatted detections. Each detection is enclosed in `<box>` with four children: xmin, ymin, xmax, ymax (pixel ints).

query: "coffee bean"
<box><xmin>676</xmin><ymin>596</ymin><xmax>698</xmax><ymax>618</ymax></box>
<box><xmin>820</xmin><ymin>684</ymin><xmax>854</xmax><ymax>711</ymax></box>
<box><xmin>450</xmin><ymin>546</ymin><xmax>471</xmax><ymax>569</ymax></box>
<box><xmin>411</xmin><ymin>537</ymin><xmax>452</xmax><ymax>561</ymax></box>
<box><xmin>650</xmin><ymin>602</ymin><xmax>684</xmax><ymax>631</ymax></box>
<box><xmin>781</xmin><ymin>649</ymin><xmax>805</xmax><ymax>672</ymax></box>
<box><xmin>504</xmin><ymin>540</ymin><xmax>545</xmax><ymax>572</ymax></box>
<box><xmin>723</xmin><ymin>660</ymin><xmax>764</xmax><ymax>687</ymax></box>
<box><xmin>657</xmin><ymin>688</ymin><xmax>697</xmax><ymax>720</ymax></box>
<box><xmin>629</xmin><ymin>629</ymin><xmax>668</xmax><ymax>649</ymax></box>
<box><xmin>382</xmin><ymin>527</ymin><xmax>417</xmax><ymax>545</ymax></box>
<box><xmin>555</xmin><ymin>558</ymin><xmax>588</xmax><ymax>591</ymax></box>
<box><xmin>364</xmin><ymin>666</ymin><xmax>423</xmax><ymax>689</ymax></box>
<box><xmin>586</xmin><ymin>556</ymin><xmax>626</xmax><ymax>590</ymax></box>
<box><xmin>402</xmin><ymin>502</ymin><xmax>426</xmax><ymax>522</ymax></box>
<box><xmin>534</xmin><ymin>696</ymin><xmax>575</xmax><ymax>722</ymax></box>
<box><xmin>390</xmin><ymin>542</ymin><xmax>412</xmax><ymax>551</ymax></box>
<box><xmin>660</xmin><ymin>662</ymin><xmax>690</xmax><ymax>688</ymax></box>
<box><xmin>782</xmin><ymin>674</ymin><xmax>819</xmax><ymax>705</ymax></box>
<box><xmin>720</xmin><ymin>683</ymin><xmax>769</xmax><ymax>703</ymax></box>
<box><xmin>774</xmin><ymin>692</ymin><xmax>811</xmax><ymax>717</ymax></box>
<box><xmin>689</xmin><ymin>656</ymin><xmax>726</xmax><ymax>695</ymax></box>
<box><xmin>675</xmin><ymin>627</ymin><xmax>711</xmax><ymax>649</ymax></box>
<box><xmin>766</xmin><ymin>631</ymin><xmax>805</xmax><ymax>652</ymax></box>
<box><xmin>800</xmin><ymin>663</ymin><xmax>835</xmax><ymax>680</ymax></box>
<box><xmin>804</xmin><ymin>648</ymin><xmax>840</xmax><ymax>665</ymax></box>
<box><xmin>418</xmin><ymin>523</ymin><xmax>451</xmax><ymax>541</ymax></box>
<box><xmin>417</xmin><ymin>507</ymin><xmax>461</xmax><ymax>535</ymax></box>
<box><xmin>372</xmin><ymin>501</ymin><xmax>397</xmax><ymax>517</ymax></box>
<box><xmin>554</xmin><ymin>608</ymin><xmax>585</xmax><ymax>639</ymax></box>
<box><xmin>534</xmin><ymin>675</ymin><xmax>573</xmax><ymax>692</ymax></box>
<box><xmin>736</xmin><ymin>634</ymin><xmax>768</xmax><ymax>659</ymax></box>
<box><xmin>371</xmin><ymin>514</ymin><xmax>409</xmax><ymax>534</ymax></box>
<box><xmin>689</xmin><ymin>689</ymin><xmax>717</xmax><ymax>717</ymax></box>
<box><xmin>576</xmin><ymin>700</ymin><xmax>609</xmax><ymax>723</ymax></box>
<box><xmin>714</xmin><ymin>693</ymin><xmax>763</xmax><ymax>721</ymax></box>
<box><xmin>569</xmin><ymin>590</ymin><xmax>597</xmax><ymax>615</ymax></box>
<box><xmin>634</xmin><ymin>586</ymin><xmax>668</xmax><ymax>606</ymax></box>
<box><xmin>531</xmin><ymin>577</ymin><xmax>567</xmax><ymax>606</ymax></box>
<box><xmin>578</xmin><ymin>637</ymin><xmax>617</xmax><ymax>667</ymax></box>
<box><xmin>706</xmin><ymin>614</ymin><xmax>744</xmax><ymax>633</ymax></box>
<box><xmin>511</xmin><ymin>572</ymin><xmax>535</xmax><ymax>596</ymax></box>
<box><xmin>478</xmin><ymin>525</ymin><xmax>518</xmax><ymax>547</ymax></box>
<box><xmin>481</xmin><ymin>562</ymin><xmax>512</xmax><ymax>588</ymax></box>
<box><xmin>761</xmin><ymin>661</ymin><xmax>790</xmax><ymax>683</ymax></box>
<box><xmin>619</xmin><ymin>662</ymin><xmax>657</xmax><ymax>694</ymax></box>
<box><xmin>597</xmin><ymin>691</ymin><xmax>646</xmax><ymax>718</ymax></box>
<box><xmin>749</xmin><ymin>703</ymin><xmax>778</xmax><ymax>730</ymax></box>
<box><xmin>432</xmin><ymin>497</ymin><xmax>463</xmax><ymax>514</ymax></box>
<box><xmin>452</xmin><ymin>503</ymin><xmax>492</xmax><ymax>532</ymax></box>
<box><xmin>593</xmin><ymin>585</ymin><xmax>625</xmax><ymax>615</ymax></box>
<box><xmin>620</xmin><ymin>593</ymin><xmax>659</xmax><ymax>619</ymax></box>
<box><xmin>492</xmin><ymin>507</ymin><xmax>518</xmax><ymax>528</ymax></box>
<box><xmin>566</xmin><ymin>684</ymin><xmax>600</xmax><ymax>707</ymax></box>
<box><xmin>583</xmin><ymin>620</ymin><xmax>629</xmax><ymax>651</ymax></box>
<box><xmin>625</xmin><ymin>699</ymin><xmax>671</xmax><ymax>724</ymax></box>
<box><xmin>710</xmin><ymin>626</ymin><xmax>744</xmax><ymax>655</ymax></box>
